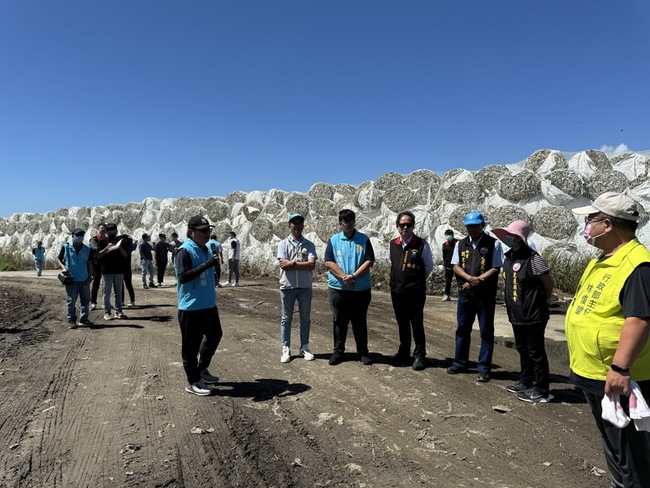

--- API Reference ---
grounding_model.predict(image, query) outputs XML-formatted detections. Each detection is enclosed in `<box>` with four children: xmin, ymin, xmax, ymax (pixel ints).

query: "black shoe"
<box><xmin>506</xmin><ymin>381</ymin><xmax>530</xmax><ymax>394</ymax></box>
<box><xmin>360</xmin><ymin>355</ymin><xmax>373</xmax><ymax>366</ymax></box>
<box><xmin>143</xmin><ymin>284</ymin><xmax>149</xmax><ymax>289</ymax></box>
<box><xmin>477</xmin><ymin>372</ymin><xmax>491</xmax><ymax>383</ymax></box>
<box><xmin>446</xmin><ymin>365</ymin><xmax>467</xmax><ymax>375</ymax></box>
<box><xmin>329</xmin><ymin>352</ymin><xmax>343</xmax><ymax>366</ymax></box>
<box><xmin>149</xmin><ymin>283</ymin><xmax>157</xmax><ymax>288</ymax></box>
<box><xmin>518</xmin><ymin>387</ymin><xmax>551</xmax><ymax>403</ymax></box>
<box><xmin>412</xmin><ymin>356</ymin><xmax>425</xmax><ymax>371</ymax></box>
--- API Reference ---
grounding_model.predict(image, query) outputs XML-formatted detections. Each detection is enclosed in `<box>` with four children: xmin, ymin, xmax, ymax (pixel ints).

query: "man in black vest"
<box><xmin>447</xmin><ymin>211</ymin><xmax>503</xmax><ymax>382</ymax></box>
<box><xmin>441</xmin><ymin>229</ymin><xmax>458</xmax><ymax>301</ymax></box>
<box><xmin>389</xmin><ymin>211</ymin><xmax>434</xmax><ymax>370</ymax></box>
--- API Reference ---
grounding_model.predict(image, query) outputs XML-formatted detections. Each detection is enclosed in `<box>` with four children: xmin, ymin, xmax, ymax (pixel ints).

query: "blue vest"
<box><xmin>176</xmin><ymin>239</ymin><xmax>216</xmax><ymax>311</ymax></box>
<box><xmin>327</xmin><ymin>231</ymin><xmax>371</xmax><ymax>291</ymax></box>
<box><xmin>64</xmin><ymin>243</ymin><xmax>91</xmax><ymax>282</ymax></box>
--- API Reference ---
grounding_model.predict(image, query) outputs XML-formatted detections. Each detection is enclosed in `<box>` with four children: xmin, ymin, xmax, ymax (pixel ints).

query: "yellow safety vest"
<box><xmin>565</xmin><ymin>238</ymin><xmax>650</xmax><ymax>381</ymax></box>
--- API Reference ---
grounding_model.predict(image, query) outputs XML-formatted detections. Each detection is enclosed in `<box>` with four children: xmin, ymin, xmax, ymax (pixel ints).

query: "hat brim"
<box><xmin>190</xmin><ymin>225</ymin><xmax>214</xmax><ymax>230</ymax></box>
<box><xmin>571</xmin><ymin>204</ymin><xmax>599</xmax><ymax>216</ymax></box>
<box><xmin>492</xmin><ymin>227</ymin><xmax>529</xmax><ymax>248</ymax></box>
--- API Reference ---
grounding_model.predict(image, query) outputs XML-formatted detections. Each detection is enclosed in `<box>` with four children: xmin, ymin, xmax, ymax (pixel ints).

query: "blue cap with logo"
<box><xmin>463</xmin><ymin>211</ymin><xmax>485</xmax><ymax>226</ymax></box>
<box><xmin>288</xmin><ymin>213</ymin><xmax>305</xmax><ymax>223</ymax></box>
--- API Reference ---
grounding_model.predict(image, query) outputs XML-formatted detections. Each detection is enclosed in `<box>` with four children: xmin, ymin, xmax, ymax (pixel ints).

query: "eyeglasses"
<box><xmin>398</xmin><ymin>222</ymin><xmax>413</xmax><ymax>229</ymax></box>
<box><xmin>585</xmin><ymin>217</ymin><xmax>606</xmax><ymax>225</ymax></box>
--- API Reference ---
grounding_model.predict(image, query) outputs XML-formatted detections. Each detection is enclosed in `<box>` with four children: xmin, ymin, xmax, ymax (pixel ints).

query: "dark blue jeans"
<box><xmin>453</xmin><ymin>293</ymin><xmax>496</xmax><ymax>374</ymax></box>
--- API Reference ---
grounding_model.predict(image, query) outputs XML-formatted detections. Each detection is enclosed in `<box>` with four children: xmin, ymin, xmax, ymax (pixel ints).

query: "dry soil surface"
<box><xmin>0</xmin><ymin>271</ymin><xmax>611</xmax><ymax>488</ymax></box>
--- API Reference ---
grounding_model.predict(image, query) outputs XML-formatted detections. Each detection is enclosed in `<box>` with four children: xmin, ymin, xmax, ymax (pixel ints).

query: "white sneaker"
<box><xmin>300</xmin><ymin>345</ymin><xmax>315</xmax><ymax>361</ymax></box>
<box><xmin>185</xmin><ymin>380</ymin><xmax>212</xmax><ymax>396</ymax></box>
<box><xmin>104</xmin><ymin>312</ymin><xmax>113</xmax><ymax>321</ymax></box>
<box><xmin>223</xmin><ymin>282</ymin><xmax>231</xmax><ymax>287</ymax></box>
<box><xmin>90</xmin><ymin>303</ymin><xmax>97</xmax><ymax>311</ymax></box>
<box><xmin>200</xmin><ymin>369</ymin><xmax>219</xmax><ymax>384</ymax></box>
<box><xmin>281</xmin><ymin>346</ymin><xmax>291</xmax><ymax>363</ymax></box>
<box><xmin>441</xmin><ymin>295</ymin><xmax>451</xmax><ymax>302</ymax></box>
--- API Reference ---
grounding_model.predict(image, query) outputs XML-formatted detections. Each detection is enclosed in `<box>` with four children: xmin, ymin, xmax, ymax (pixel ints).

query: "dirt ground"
<box><xmin>0</xmin><ymin>271</ymin><xmax>612</xmax><ymax>488</ymax></box>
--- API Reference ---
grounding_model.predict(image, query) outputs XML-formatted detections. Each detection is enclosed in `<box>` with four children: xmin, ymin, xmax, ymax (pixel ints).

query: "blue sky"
<box><xmin>1</xmin><ymin>1</ymin><xmax>648</xmax><ymax>218</ymax></box>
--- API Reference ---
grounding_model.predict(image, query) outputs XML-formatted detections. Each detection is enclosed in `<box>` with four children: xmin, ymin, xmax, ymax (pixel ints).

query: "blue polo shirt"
<box><xmin>324</xmin><ymin>230</ymin><xmax>375</xmax><ymax>291</ymax></box>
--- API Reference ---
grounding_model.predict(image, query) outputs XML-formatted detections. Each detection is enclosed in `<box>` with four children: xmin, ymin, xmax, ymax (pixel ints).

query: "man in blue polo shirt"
<box><xmin>174</xmin><ymin>215</ymin><xmax>223</xmax><ymax>396</ymax></box>
<box><xmin>57</xmin><ymin>227</ymin><xmax>94</xmax><ymax>329</ymax></box>
<box><xmin>324</xmin><ymin>209</ymin><xmax>375</xmax><ymax>366</ymax></box>
<box><xmin>32</xmin><ymin>240</ymin><xmax>46</xmax><ymax>276</ymax></box>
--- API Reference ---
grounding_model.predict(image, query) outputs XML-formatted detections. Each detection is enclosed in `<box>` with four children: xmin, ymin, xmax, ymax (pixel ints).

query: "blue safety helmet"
<box><xmin>463</xmin><ymin>211</ymin><xmax>485</xmax><ymax>226</ymax></box>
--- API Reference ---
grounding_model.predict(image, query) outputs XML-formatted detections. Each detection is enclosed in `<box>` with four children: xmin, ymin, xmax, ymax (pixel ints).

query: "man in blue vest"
<box><xmin>567</xmin><ymin>192</ymin><xmax>650</xmax><ymax>487</ymax></box>
<box><xmin>389</xmin><ymin>211</ymin><xmax>434</xmax><ymax>371</ymax></box>
<box><xmin>324</xmin><ymin>209</ymin><xmax>375</xmax><ymax>366</ymax></box>
<box><xmin>57</xmin><ymin>227</ymin><xmax>94</xmax><ymax>329</ymax></box>
<box><xmin>32</xmin><ymin>240</ymin><xmax>46</xmax><ymax>276</ymax></box>
<box><xmin>174</xmin><ymin>215</ymin><xmax>223</xmax><ymax>396</ymax></box>
<box><xmin>447</xmin><ymin>211</ymin><xmax>503</xmax><ymax>382</ymax></box>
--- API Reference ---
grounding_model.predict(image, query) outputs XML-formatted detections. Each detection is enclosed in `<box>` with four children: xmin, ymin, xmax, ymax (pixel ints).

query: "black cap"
<box><xmin>444</xmin><ymin>229</ymin><xmax>454</xmax><ymax>236</ymax></box>
<box><xmin>188</xmin><ymin>216</ymin><xmax>213</xmax><ymax>230</ymax></box>
<box><xmin>142</xmin><ymin>233</ymin><xmax>149</xmax><ymax>239</ymax></box>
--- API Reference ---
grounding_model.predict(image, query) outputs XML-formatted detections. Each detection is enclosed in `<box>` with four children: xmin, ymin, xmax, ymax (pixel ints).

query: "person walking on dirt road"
<box><xmin>175</xmin><ymin>215</ymin><xmax>223</xmax><ymax>396</ymax></box>
<box><xmin>567</xmin><ymin>192</ymin><xmax>650</xmax><ymax>487</ymax></box>
<box><xmin>324</xmin><ymin>209</ymin><xmax>375</xmax><ymax>366</ymax></box>
<box><xmin>277</xmin><ymin>213</ymin><xmax>318</xmax><ymax>364</ymax></box>
<box><xmin>447</xmin><ymin>211</ymin><xmax>503</xmax><ymax>382</ymax></box>
<box><xmin>96</xmin><ymin>223</ymin><xmax>130</xmax><ymax>320</ymax></box>
<box><xmin>226</xmin><ymin>231</ymin><xmax>241</xmax><ymax>286</ymax></box>
<box><xmin>388</xmin><ymin>211</ymin><xmax>434</xmax><ymax>371</ymax></box>
<box><xmin>32</xmin><ymin>240</ymin><xmax>46</xmax><ymax>276</ymax></box>
<box><xmin>57</xmin><ymin>227</ymin><xmax>94</xmax><ymax>329</ymax></box>
<box><xmin>492</xmin><ymin>220</ymin><xmax>554</xmax><ymax>403</ymax></box>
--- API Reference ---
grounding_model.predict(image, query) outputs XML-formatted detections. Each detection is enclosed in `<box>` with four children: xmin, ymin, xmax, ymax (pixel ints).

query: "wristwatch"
<box><xmin>610</xmin><ymin>363</ymin><xmax>630</xmax><ymax>375</ymax></box>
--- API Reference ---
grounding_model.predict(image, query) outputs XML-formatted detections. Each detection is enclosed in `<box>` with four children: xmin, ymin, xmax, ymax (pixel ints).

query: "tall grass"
<box><xmin>542</xmin><ymin>245</ymin><xmax>595</xmax><ymax>295</ymax></box>
<box><xmin>0</xmin><ymin>252</ymin><xmax>23</xmax><ymax>271</ymax></box>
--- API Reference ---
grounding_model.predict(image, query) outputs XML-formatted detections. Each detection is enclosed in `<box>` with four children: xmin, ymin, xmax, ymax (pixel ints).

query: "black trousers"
<box><xmin>178</xmin><ymin>306</ymin><xmax>223</xmax><ymax>385</ymax></box>
<box><xmin>583</xmin><ymin>386</ymin><xmax>650</xmax><ymax>488</ymax></box>
<box><xmin>329</xmin><ymin>288</ymin><xmax>371</xmax><ymax>355</ymax></box>
<box><xmin>391</xmin><ymin>290</ymin><xmax>427</xmax><ymax>358</ymax></box>
<box><xmin>122</xmin><ymin>268</ymin><xmax>135</xmax><ymax>303</ymax></box>
<box><xmin>91</xmin><ymin>262</ymin><xmax>102</xmax><ymax>304</ymax></box>
<box><xmin>157</xmin><ymin>260</ymin><xmax>167</xmax><ymax>284</ymax></box>
<box><xmin>511</xmin><ymin>322</ymin><xmax>549</xmax><ymax>392</ymax></box>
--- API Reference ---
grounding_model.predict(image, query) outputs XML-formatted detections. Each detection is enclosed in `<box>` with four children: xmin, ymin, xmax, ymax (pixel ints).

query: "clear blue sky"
<box><xmin>1</xmin><ymin>1</ymin><xmax>648</xmax><ymax>218</ymax></box>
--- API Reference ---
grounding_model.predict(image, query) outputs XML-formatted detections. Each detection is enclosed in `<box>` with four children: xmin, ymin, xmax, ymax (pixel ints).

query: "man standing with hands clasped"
<box><xmin>566</xmin><ymin>192</ymin><xmax>650</xmax><ymax>487</ymax></box>
<box><xmin>324</xmin><ymin>209</ymin><xmax>375</xmax><ymax>366</ymax></box>
<box><xmin>447</xmin><ymin>211</ymin><xmax>503</xmax><ymax>382</ymax></box>
<box><xmin>175</xmin><ymin>216</ymin><xmax>223</xmax><ymax>396</ymax></box>
<box><xmin>277</xmin><ymin>213</ymin><xmax>317</xmax><ymax>363</ymax></box>
<box><xmin>389</xmin><ymin>211</ymin><xmax>434</xmax><ymax>371</ymax></box>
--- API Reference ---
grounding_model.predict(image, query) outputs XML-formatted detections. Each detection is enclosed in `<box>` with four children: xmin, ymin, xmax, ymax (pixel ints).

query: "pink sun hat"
<box><xmin>492</xmin><ymin>220</ymin><xmax>531</xmax><ymax>247</ymax></box>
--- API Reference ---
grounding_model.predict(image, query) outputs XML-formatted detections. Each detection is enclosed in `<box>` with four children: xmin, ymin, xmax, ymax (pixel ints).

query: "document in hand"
<box><xmin>108</xmin><ymin>239</ymin><xmax>123</xmax><ymax>252</ymax></box>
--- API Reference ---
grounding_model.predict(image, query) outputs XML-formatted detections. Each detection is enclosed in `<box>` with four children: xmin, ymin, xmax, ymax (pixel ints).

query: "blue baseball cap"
<box><xmin>288</xmin><ymin>213</ymin><xmax>305</xmax><ymax>223</ymax></box>
<box><xmin>463</xmin><ymin>211</ymin><xmax>485</xmax><ymax>226</ymax></box>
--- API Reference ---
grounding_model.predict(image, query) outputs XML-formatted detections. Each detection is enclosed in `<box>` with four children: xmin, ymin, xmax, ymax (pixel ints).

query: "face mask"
<box><xmin>583</xmin><ymin>224</ymin><xmax>606</xmax><ymax>246</ymax></box>
<box><xmin>74</xmin><ymin>235</ymin><xmax>84</xmax><ymax>243</ymax></box>
<box><xmin>445</xmin><ymin>235</ymin><xmax>453</xmax><ymax>242</ymax></box>
<box><xmin>503</xmin><ymin>235</ymin><xmax>516</xmax><ymax>248</ymax></box>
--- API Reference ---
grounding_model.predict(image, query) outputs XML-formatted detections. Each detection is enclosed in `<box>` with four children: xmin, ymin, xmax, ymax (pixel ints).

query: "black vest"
<box><xmin>503</xmin><ymin>246</ymin><xmax>550</xmax><ymax>326</ymax></box>
<box><xmin>456</xmin><ymin>233</ymin><xmax>499</xmax><ymax>297</ymax></box>
<box><xmin>389</xmin><ymin>236</ymin><xmax>427</xmax><ymax>293</ymax></box>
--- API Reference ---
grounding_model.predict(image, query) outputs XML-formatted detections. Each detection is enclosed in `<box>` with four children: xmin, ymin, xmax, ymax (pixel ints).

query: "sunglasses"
<box><xmin>398</xmin><ymin>222</ymin><xmax>413</xmax><ymax>229</ymax></box>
